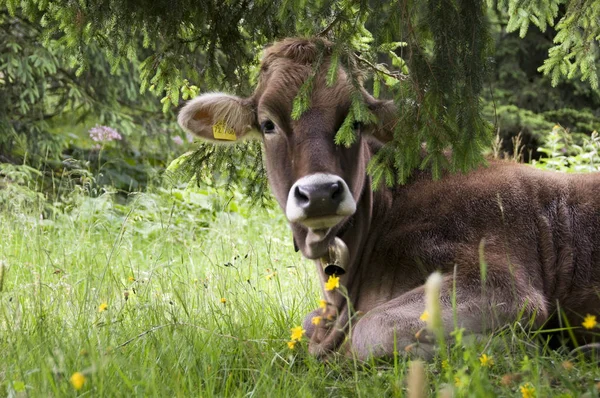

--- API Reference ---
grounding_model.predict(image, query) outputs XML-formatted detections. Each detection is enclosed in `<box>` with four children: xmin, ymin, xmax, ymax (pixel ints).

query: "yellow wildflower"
<box><xmin>220</xmin><ymin>298</ymin><xmax>227</xmax><ymax>304</ymax></box>
<box><xmin>319</xmin><ymin>299</ymin><xmax>327</xmax><ymax>311</ymax></box>
<box><xmin>479</xmin><ymin>353</ymin><xmax>494</xmax><ymax>367</ymax></box>
<box><xmin>311</xmin><ymin>316</ymin><xmax>322</xmax><ymax>325</ymax></box>
<box><xmin>419</xmin><ymin>310</ymin><xmax>429</xmax><ymax>322</ymax></box>
<box><xmin>454</xmin><ymin>374</ymin><xmax>469</xmax><ymax>389</ymax></box>
<box><xmin>127</xmin><ymin>275</ymin><xmax>135</xmax><ymax>282</ymax></box>
<box><xmin>290</xmin><ymin>326</ymin><xmax>305</xmax><ymax>341</ymax></box>
<box><xmin>265</xmin><ymin>272</ymin><xmax>277</xmax><ymax>280</ymax></box>
<box><xmin>98</xmin><ymin>302</ymin><xmax>108</xmax><ymax>312</ymax></box>
<box><xmin>520</xmin><ymin>383</ymin><xmax>536</xmax><ymax>398</ymax></box>
<box><xmin>582</xmin><ymin>314</ymin><xmax>597</xmax><ymax>329</ymax></box>
<box><xmin>70</xmin><ymin>372</ymin><xmax>86</xmax><ymax>390</ymax></box>
<box><xmin>454</xmin><ymin>376</ymin><xmax>462</xmax><ymax>388</ymax></box>
<box><xmin>324</xmin><ymin>275</ymin><xmax>340</xmax><ymax>291</ymax></box>
<box><xmin>441</xmin><ymin>359</ymin><xmax>449</xmax><ymax>370</ymax></box>
<box><xmin>287</xmin><ymin>340</ymin><xmax>297</xmax><ymax>350</ymax></box>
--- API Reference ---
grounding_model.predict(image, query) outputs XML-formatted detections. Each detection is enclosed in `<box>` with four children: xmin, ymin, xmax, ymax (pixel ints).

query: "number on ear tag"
<box><xmin>213</xmin><ymin>120</ymin><xmax>237</xmax><ymax>141</ymax></box>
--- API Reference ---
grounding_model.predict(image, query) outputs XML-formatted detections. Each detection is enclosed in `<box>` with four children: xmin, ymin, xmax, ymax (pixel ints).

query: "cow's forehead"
<box><xmin>256</xmin><ymin>60</ymin><xmax>310</xmax><ymax>110</ymax></box>
<box><xmin>261</xmin><ymin>38</ymin><xmax>330</xmax><ymax>67</ymax></box>
<box><xmin>255</xmin><ymin>58</ymin><xmax>354</xmax><ymax>125</ymax></box>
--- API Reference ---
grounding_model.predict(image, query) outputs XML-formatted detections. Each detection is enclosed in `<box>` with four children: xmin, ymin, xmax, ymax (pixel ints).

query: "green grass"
<box><xmin>1</xmin><ymin>185</ymin><xmax>599</xmax><ymax>397</ymax></box>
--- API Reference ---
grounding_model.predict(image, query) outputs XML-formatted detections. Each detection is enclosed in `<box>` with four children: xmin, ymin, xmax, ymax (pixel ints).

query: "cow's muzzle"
<box><xmin>286</xmin><ymin>173</ymin><xmax>356</xmax><ymax>230</ymax></box>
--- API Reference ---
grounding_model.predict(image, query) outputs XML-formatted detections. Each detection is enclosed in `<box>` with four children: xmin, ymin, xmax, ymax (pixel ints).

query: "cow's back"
<box><xmin>362</xmin><ymin>161</ymin><xmax>600</xmax><ymax>318</ymax></box>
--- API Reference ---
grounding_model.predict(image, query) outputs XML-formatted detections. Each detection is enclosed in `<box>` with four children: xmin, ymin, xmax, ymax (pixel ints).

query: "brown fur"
<box><xmin>178</xmin><ymin>38</ymin><xmax>600</xmax><ymax>360</ymax></box>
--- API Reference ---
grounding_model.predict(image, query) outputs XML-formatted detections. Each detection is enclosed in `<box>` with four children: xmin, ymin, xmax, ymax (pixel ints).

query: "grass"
<box><xmin>0</xmin><ymin>184</ymin><xmax>599</xmax><ymax>397</ymax></box>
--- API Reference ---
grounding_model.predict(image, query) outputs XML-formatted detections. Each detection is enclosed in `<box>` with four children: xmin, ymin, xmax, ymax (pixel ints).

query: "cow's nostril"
<box><xmin>295</xmin><ymin>185</ymin><xmax>310</xmax><ymax>205</ymax></box>
<box><xmin>330</xmin><ymin>181</ymin><xmax>343</xmax><ymax>202</ymax></box>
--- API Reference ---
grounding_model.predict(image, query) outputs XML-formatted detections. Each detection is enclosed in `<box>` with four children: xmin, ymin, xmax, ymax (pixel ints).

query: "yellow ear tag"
<box><xmin>212</xmin><ymin>120</ymin><xmax>237</xmax><ymax>141</ymax></box>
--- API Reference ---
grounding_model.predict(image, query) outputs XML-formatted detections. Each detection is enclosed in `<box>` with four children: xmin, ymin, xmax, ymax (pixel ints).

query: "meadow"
<box><xmin>1</xmin><ymin>159</ymin><xmax>599</xmax><ymax>397</ymax></box>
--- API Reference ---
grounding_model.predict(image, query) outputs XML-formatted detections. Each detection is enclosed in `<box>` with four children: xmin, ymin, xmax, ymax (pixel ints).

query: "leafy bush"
<box><xmin>0</xmin><ymin>163</ymin><xmax>45</xmax><ymax>211</ymax></box>
<box><xmin>0</xmin><ymin>8</ymin><xmax>186</xmax><ymax>198</ymax></box>
<box><xmin>533</xmin><ymin>125</ymin><xmax>600</xmax><ymax>172</ymax></box>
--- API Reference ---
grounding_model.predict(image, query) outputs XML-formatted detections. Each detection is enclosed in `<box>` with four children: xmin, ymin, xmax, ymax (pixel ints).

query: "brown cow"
<box><xmin>178</xmin><ymin>38</ymin><xmax>600</xmax><ymax>360</ymax></box>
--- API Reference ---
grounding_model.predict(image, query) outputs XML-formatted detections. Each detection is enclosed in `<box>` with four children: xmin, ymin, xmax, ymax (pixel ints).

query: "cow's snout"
<box><xmin>286</xmin><ymin>173</ymin><xmax>356</xmax><ymax>230</ymax></box>
<box><xmin>293</xmin><ymin>180</ymin><xmax>343</xmax><ymax>214</ymax></box>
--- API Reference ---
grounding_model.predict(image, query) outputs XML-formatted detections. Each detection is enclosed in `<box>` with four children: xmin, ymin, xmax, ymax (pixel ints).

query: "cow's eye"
<box><xmin>261</xmin><ymin>120</ymin><xmax>276</xmax><ymax>134</ymax></box>
<box><xmin>353</xmin><ymin>121</ymin><xmax>363</xmax><ymax>131</ymax></box>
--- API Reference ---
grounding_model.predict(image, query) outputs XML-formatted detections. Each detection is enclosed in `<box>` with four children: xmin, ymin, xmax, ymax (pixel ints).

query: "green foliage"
<box><xmin>0</xmin><ymin>163</ymin><xmax>45</xmax><ymax>210</ymax></box>
<box><xmin>497</xmin><ymin>0</ymin><xmax>562</xmax><ymax>37</ymax></box>
<box><xmin>335</xmin><ymin>95</ymin><xmax>377</xmax><ymax>147</ymax></box>
<box><xmin>166</xmin><ymin>141</ymin><xmax>272</xmax><ymax>208</ymax></box>
<box><xmin>0</xmin><ymin>5</ymin><xmax>189</xmax><ymax>198</ymax></box>
<box><xmin>2</xmin><ymin>0</ymin><xmax>287</xmax><ymax>98</ymax></box>
<box><xmin>291</xmin><ymin>78</ymin><xmax>316</xmax><ymax>121</ymax></box>
<box><xmin>541</xmin><ymin>1</ymin><xmax>599</xmax><ymax>89</ymax></box>
<box><xmin>494</xmin><ymin>0</ymin><xmax>600</xmax><ymax>89</ymax></box>
<box><xmin>534</xmin><ymin>124</ymin><xmax>600</xmax><ymax>171</ymax></box>
<box><xmin>484</xmin><ymin>7</ymin><xmax>599</xmax><ymax>160</ymax></box>
<box><xmin>366</xmin><ymin>0</ymin><xmax>494</xmax><ymax>186</ymax></box>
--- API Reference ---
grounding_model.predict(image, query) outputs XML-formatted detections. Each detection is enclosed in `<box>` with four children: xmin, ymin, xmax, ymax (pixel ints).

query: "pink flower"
<box><xmin>172</xmin><ymin>136</ymin><xmax>184</xmax><ymax>146</ymax></box>
<box><xmin>89</xmin><ymin>125</ymin><xmax>122</xmax><ymax>142</ymax></box>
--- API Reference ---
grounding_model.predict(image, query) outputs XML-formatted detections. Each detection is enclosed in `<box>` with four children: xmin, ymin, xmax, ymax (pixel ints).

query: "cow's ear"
<box><xmin>365</xmin><ymin>97</ymin><xmax>398</xmax><ymax>143</ymax></box>
<box><xmin>178</xmin><ymin>93</ymin><xmax>258</xmax><ymax>143</ymax></box>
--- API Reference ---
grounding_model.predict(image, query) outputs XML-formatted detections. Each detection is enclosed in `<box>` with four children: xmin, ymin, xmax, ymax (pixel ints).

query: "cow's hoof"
<box><xmin>404</xmin><ymin>342</ymin><xmax>436</xmax><ymax>360</ymax></box>
<box><xmin>308</xmin><ymin>342</ymin><xmax>331</xmax><ymax>359</ymax></box>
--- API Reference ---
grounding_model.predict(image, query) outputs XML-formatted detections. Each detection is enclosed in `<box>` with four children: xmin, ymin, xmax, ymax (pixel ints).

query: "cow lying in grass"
<box><xmin>178</xmin><ymin>37</ymin><xmax>600</xmax><ymax>360</ymax></box>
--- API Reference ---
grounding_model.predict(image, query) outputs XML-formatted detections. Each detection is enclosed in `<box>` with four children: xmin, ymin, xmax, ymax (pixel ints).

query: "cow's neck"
<box><xmin>314</xmin><ymin>140</ymin><xmax>390</xmax><ymax>316</ymax></box>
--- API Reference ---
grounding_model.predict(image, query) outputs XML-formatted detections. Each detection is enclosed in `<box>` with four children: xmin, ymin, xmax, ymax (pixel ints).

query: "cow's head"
<box><xmin>178</xmin><ymin>38</ymin><xmax>395</xmax><ymax>259</ymax></box>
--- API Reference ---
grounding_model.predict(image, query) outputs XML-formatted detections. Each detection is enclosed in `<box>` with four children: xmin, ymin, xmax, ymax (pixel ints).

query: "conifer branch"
<box><xmin>353</xmin><ymin>54</ymin><xmax>408</xmax><ymax>81</ymax></box>
<box><xmin>318</xmin><ymin>12</ymin><xmax>344</xmax><ymax>37</ymax></box>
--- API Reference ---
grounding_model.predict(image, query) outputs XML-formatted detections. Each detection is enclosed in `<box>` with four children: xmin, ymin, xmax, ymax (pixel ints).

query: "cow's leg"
<box><xmin>349</xmin><ymin>271</ymin><xmax>549</xmax><ymax>360</ymax></box>
<box><xmin>302</xmin><ymin>308</ymin><xmax>325</xmax><ymax>339</ymax></box>
<box><xmin>303</xmin><ymin>303</ymin><xmax>350</xmax><ymax>358</ymax></box>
